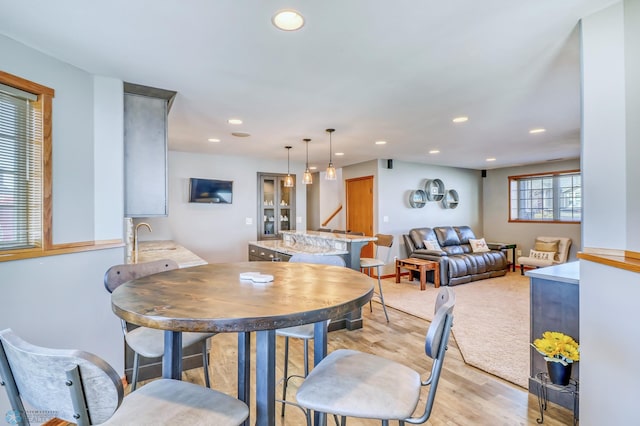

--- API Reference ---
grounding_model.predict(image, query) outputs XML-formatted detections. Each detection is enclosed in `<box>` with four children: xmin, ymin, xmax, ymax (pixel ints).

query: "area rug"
<box><xmin>379</xmin><ymin>272</ymin><xmax>530</xmax><ymax>388</ymax></box>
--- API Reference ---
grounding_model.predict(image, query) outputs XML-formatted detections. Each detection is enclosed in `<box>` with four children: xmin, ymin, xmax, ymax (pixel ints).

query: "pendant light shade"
<box><xmin>284</xmin><ymin>146</ymin><xmax>294</xmax><ymax>187</ymax></box>
<box><xmin>302</xmin><ymin>138</ymin><xmax>313</xmax><ymax>184</ymax></box>
<box><xmin>325</xmin><ymin>128</ymin><xmax>337</xmax><ymax>181</ymax></box>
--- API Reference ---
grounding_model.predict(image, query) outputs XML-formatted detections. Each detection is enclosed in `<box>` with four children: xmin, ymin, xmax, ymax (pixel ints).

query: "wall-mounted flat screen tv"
<box><xmin>189</xmin><ymin>178</ymin><xmax>233</xmax><ymax>204</ymax></box>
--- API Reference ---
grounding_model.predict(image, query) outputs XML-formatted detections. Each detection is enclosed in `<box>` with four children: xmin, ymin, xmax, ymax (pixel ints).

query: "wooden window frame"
<box><xmin>0</xmin><ymin>71</ymin><xmax>121</xmax><ymax>262</ymax></box>
<box><xmin>508</xmin><ymin>169</ymin><xmax>581</xmax><ymax>224</ymax></box>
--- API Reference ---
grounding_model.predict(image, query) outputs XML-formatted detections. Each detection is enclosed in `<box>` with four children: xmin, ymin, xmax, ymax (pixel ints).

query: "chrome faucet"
<box><xmin>134</xmin><ymin>222</ymin><xmax>152</xmax><ymax>259</ymax></box>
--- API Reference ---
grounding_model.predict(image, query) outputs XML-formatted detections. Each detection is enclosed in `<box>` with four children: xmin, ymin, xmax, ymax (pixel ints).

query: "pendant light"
<box><xmin>284</xmin><ymin>146</ymin><xmax>294</xmax><ymax>187</ymax></box>
<box><xmin>302</xmin><ymin>138</ymin><xmax>313</xmax><ymax>184</ymax></box>
<box><xmin>325</xmin><ymin>128</ymin><xmax>337</xmax><ymax>180</ymax></box>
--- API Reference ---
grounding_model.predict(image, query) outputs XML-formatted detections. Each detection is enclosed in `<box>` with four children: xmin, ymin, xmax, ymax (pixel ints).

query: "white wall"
<box><xmin>482</xmin><ymin>159</ymin><xmax>582</xmax><ymax>261</ymax></box>
<box><xmin>581</xmin><ymin>3</ymin><xmax>627</xmax><ymax>251</ymax></box>
<box><xmin>0</xmin><ymin>36</ymin><xmax>126</xmax><ymax>416</ymax></box>
<box><xmin>306</xmin><ymin>172</ymin><xmax>321</xmax><ymax>229</ymax></box>
<box><xmin>580</xmin><ymin>1</ymin><xmax>640</xmax><ymax>423</ymax></box>
<box><xmin>625</xmin><ymin>0</ymin><xmax>640</xmax><ymax>252</ymax></box>
<box><xmin>318</xmin><ymin>169</ymin><xmax>345</xmax><ymax>230</ymax></box>
<box><xmin>93</xmin><ymin>76</ymin><xmax>125</xmax><ymax>240</ymax></box>
<box><xmin>137</xmin><ymin>150</ymin><xmax>307</xmax><ymax>263</ymax></box>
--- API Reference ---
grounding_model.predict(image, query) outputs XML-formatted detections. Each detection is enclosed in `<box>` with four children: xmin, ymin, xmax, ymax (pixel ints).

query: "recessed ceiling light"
<box><xmin>272</xmin><ymin>9</ymin><xmax>305</xmax><ymax>31</ymax></box>
<box><xmin>309</xmin><ymin>166</ymin><xmax>317</xmax><ymax>170</ymax></box>
<box><xmin>375</xmin><ymin>140</ymin><xmax>387</xmax><ymax>145</ymax></box>
<box><xmin>231</xmin><ymin>132</ymin><xmax>251</xmax><ymax>137</ymax></box>
<box><xmin>227</xmin><ymin>118</ymin><xmax>243</xmax><ymax>125</ymax></box>
<box><xmin>335</xmin><ymin>152</ymin><xmax>344</xmax><ymax>156</ymax></box>
<box><xmin>207</xmin><ymin>138</ymin><xmax>220</xmax><ymax>143</ymax></box>
<box><xmin>486</xmin><ymin>157</ymin><xmax>496</xmax><ymax>162</ymax></box>
<box><xmin>529</xmin><ymin>128</ymin><xmax>546</xmax><ymax>134</ymax></box>
<box><xmin>452</xmin><ymin>116</ymin><xmax>469</xmax><ymax>123</ymax></box>
<box><xmin>429</xmin><ymin>150</ymin><xmax>440</xmax><ymax>154</ymax></box>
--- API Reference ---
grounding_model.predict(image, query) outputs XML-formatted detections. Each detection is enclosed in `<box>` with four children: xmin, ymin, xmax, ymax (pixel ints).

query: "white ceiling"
<box><xmin>0</xmin><ymin>0</ymin><xmax>616</xmax><ymax>170</ymax></box>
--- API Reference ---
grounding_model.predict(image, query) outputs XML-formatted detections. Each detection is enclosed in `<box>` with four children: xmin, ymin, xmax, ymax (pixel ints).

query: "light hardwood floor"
<box><xmin>181</xmin><ymin>305</ymin><xmax>574</xmax><ymax>426</ymax></box>
<box><xmin>46</xmin><ymin>304</ymin><xmax>574</xmax><ymax>425</ymax></box>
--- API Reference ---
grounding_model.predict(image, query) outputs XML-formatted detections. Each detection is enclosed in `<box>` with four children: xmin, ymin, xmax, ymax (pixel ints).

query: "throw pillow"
<box><xmin>423</xmin><ymin>239</ymin><xmax>441</xmax><ymax>251</ymax></box>
<box><xmin>529</xmin><ymin>249</ymin><xmax>554</xmax><ymax>261</ymax></box>
<box><xmin>535</xmin><ymin>239</ymin><xmax>559</xmax><ymax>253</ymax></box>
<box><xmin>469</xmin><ymin>238</ymin><xmax>490</xmax><ymax>253</ymax></box>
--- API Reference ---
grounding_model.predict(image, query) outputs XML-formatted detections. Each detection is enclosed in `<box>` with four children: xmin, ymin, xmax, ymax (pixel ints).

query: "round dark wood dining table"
<box><xmin>111</xmin><ymin>261</ymin><xmax>374</xmax><ymax>426</ymax></box>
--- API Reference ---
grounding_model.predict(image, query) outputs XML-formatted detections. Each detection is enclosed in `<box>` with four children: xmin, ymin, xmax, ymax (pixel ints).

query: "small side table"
<box><xmin>395</xmin><ymin>258</ymin><xmax>440</xmax><ymax>290</ymax></box>
<box><xmin>486</xmin><ymin>242</ymin><xmax>517</xmax><ymax>272</ymax></box>
<box><xmin>536</xmin><ymin>372</ymin><xmax>579</xmax><ymax>426</ymax></box>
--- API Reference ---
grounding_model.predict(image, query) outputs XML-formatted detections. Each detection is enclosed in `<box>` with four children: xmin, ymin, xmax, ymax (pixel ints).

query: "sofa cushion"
<box><xmin>434</xmin><ymin>226</ymin><xmax>461</xmax><ymax>247</ymax></box>
<box><xmin>442</xmin><ymin>245</ymin><xmax>464</xmax><ymax>255</ymax></box>
<box><xmin>409</xmin><ymin>228</ymin><xmax>437</xmax><ymax>250</ymax></box>
<box><xmin>454</xmin><ymin>226</ymin><xmax>476</xmax><ymax>244</ymax></box>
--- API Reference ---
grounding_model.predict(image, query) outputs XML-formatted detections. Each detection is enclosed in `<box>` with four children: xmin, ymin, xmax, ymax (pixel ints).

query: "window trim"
<box><xmin>0</xmin><ymin>71</ymin><xmax>53</xmax><ymax>255</ymax></box>
<box><xmin>508</xmin><ymin>169</ymin><xmax>581</xmax><ymax>224</ymax></box>
<box><xmin>0</xmin><ymin>71</ymin><xmax>122</xmax><ymax>262</ymax></box>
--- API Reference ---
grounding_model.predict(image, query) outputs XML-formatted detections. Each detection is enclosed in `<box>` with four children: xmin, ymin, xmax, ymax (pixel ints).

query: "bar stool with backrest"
<box><xmin>104</xmin><ymin>259</ymin><xmax>215</xmax><ymax>390</ymax></box>
<box><xmin>295</xmin><ymin>287</ymin><xmax>455</xmax><ymax>425</ymax></box>
<box><xmin>0</xmin><ymin>328</ymin><xmax>248</xmax><ymax>425</ymax></box>
<box><xmin>277</xmin><ymin>253</ymin><xmax>346</xmax><ymax>418</ymax></box>
<box><xmin>360</xmin><ymin>233</ymin><xmax>393</xmax><ymax>322</ymax></box>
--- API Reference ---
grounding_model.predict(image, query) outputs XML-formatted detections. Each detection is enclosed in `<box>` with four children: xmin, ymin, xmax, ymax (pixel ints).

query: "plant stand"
<box><xmin>536</xmin><ymin>371</ymin><xmax>579</xmax><ymax>425</ymax></box>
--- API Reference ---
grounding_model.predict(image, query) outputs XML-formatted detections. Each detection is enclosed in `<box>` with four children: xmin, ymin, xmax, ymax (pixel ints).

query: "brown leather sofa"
<box><xmin>402</xmin><ymin>226</ymin><xmax>508</xmax><ymax>286</ymax></box>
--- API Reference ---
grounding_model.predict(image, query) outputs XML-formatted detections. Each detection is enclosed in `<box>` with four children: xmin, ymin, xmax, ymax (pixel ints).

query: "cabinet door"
<box><xmin>279</xmin><ymin>178</ymin><xmax>293</xmax><ymax>232</ymax></box>
<box><xmin>258</xmin><ymin>173</ymin><xmax>295</xmax><ymax>240</ymax></box>
<box><xmin>124</xmin><ymin>91</ymin><xmax>171</xmax><ymax>217</ymax></box>
<box><xmin>261</xmin><ymin>176</ymin><xmax>277</xmax><ymax>238</ymax></box>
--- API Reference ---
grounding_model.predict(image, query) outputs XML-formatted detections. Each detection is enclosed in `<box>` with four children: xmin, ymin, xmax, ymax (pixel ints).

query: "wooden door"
<box><xmin>346</xmin><ymin>176</ymin><xmax>374</xmax><ymax>258</ymax></box>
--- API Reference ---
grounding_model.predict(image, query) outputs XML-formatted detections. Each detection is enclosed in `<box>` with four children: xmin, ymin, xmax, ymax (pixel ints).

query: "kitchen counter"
<box><xmin>248</xmin><ymin>239</ymin><xmax>348</xmax><ymax>256</ymax></box>
<box><xmin>525</xmin><ymin>261</ymin><xmax>579</xmax><ymax>285</ymax></box>
<box><xmin>254</xmin><ymin>231</ymin><xmax>377</xmax><ymax>271</ymax></box>
<box><xmin>133</xmin><ymin>240</ymin><xmax>207</xmax><ymax>268</ymax></box>
<box><xmin>280</xmin><ymin>230</ymin><xmax>377</xmax><ymax>247</ymax></box>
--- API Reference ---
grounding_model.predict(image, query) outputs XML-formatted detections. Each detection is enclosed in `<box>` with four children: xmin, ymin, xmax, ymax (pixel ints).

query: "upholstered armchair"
<box><xmin>517</xmin><ymin>237</ymin><xmax>572</xmax><ymax>274</ymax></box>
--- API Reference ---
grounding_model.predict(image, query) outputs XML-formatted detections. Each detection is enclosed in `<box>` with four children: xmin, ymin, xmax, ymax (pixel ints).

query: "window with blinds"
<box><xmin>509</xmin><ymin>170</ymin><xmax>581</xmax><ymax>223</ymax></box>
<box><xmin>0</xmin><ymin>82</ymin><xmax>43</xmax><ymax>250</ymax></box>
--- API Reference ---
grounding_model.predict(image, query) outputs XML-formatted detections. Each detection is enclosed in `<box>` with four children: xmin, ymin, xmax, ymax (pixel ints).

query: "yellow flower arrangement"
<box><xmin>532</xmin><ymin>331</ymin><xmax>580</xmax><ymax>366</ymax></box>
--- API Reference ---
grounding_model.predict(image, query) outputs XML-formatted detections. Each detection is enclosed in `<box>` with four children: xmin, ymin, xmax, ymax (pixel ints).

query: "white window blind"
<box><xmin>0</xmin><ymin>83</ymin><xmax>43</xmax><ymax>250</ymax></box>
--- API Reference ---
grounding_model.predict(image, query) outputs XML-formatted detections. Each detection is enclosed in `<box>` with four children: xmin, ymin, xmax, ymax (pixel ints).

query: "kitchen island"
<box><xmin>248</xmin><ymin>239</ymin><xmax>348</xmax><ymax>263</ymax></box>
<box><xmin>527</xmin><ymin>261</ymin><xmax>579</xmax><ymax>413</ymax></box>
<box><xmin>248</xmin><ymin>231</ymin><xmax>377</xmax><ymax>331</ymax></box>
<box><xmin>258</xmin><ymin>230</ymin><xmax>377</xmax><ymax>270</ymax></box>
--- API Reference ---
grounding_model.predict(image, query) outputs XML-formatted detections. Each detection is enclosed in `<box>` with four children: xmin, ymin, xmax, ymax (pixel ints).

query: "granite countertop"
<box><xmin>525</xmin><ymin>261</ymin><xmax>579</xmax><ymax>284</ymax></box>
<box><xmin>133</xmin><ymin>240</ymin><xmax>207</xmax><ymax>268</ymax></box>
<box><xmin>280</xmin><ymin>230</ymin><xmax>377</xmax><ymax>243</ymax></box>
<box><xmin>249</xmin><ymin>240</ymin><xmax>348</xmax><ymax>256</ymax></box>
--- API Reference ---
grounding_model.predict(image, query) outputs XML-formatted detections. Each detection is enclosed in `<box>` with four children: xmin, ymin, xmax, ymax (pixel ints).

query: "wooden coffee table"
<box><xmin>395</xmin><ymin>258</ymin><xmax>440</xmax><ymax>290</ymax></box>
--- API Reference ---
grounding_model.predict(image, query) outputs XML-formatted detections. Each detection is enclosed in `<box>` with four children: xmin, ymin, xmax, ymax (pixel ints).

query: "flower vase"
<box><xmin>547</xmin><ymin>361</ymin><xmax>572</xmax><ymax>386</ymax></box>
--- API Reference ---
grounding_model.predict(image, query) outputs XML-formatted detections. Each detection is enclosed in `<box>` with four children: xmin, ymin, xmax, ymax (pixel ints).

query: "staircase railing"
<box><xmin>321</xmin><ymin>205</ymin><xmax>343</xmax><ymax>228</ymax></box>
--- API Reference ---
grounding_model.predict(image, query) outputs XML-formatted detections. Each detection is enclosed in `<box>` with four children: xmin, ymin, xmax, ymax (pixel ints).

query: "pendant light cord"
<box><xmin>326</xmin><ymin>128</ymin><xmax>335</xmax><ymax>164</ymax></box>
